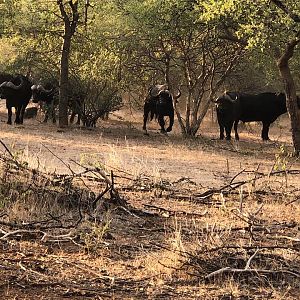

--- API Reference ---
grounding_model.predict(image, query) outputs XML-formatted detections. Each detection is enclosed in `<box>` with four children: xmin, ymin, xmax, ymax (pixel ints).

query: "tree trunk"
<box><xmin>277</xmin><ymin>40</ymin><xmax>300</xmax><ymax>155</ymax></box>
<box><xmin>57</xmin><ymin>0</ymin><xmax>79</xmax><ymax>128</ymax></box>
<box><xmin>164</xmin><ymin>52</ymin><xmax>187</xmax><ymax>135</ymax></box>
<box><xmin>59</xmin><ymin>30</ymin><xmax>71</xmax><ymax>127</ymax></box>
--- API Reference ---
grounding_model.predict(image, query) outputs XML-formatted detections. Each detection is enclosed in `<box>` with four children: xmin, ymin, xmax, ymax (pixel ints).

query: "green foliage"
<box><xmin>200</xmin><ymin>0</ymin><xmax>300</xmax><ymax>50</ymax></box>
<box><xmin>2</xmin><ymin>0</ymin><xmax>298</xmax><ymax>132</ymax></box>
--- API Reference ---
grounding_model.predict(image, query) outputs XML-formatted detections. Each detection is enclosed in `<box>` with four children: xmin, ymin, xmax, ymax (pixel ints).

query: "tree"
<box><xmin>57</xmin><ymin>0</ymin><xmax>79</xmax><ymax>127</ymax></box>
<box><xmin>98</xmin><ymin>0</ymin><xmax>243</xmax><ymax>136</ymax></box>
<box><xmin>200</xmin><ymin>0</ymin><xmax>300</xmax><ymax>153</ymax></box>
<box><xmin>273</xmin><ymin>1</ymin><xmax>300</xmax><ymax>154</ymax></box>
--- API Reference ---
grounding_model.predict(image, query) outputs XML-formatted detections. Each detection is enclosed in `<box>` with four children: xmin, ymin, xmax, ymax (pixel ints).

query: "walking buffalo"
<box><xmin>214</xmin><ymin>91</ymin><xmax>300</xmax><ymax>141</ymax></box>
<box><xmin>143</xmin><ymin>84</ymin><xmax>181</xmax><ymax>135</ymax></box>
<box><xmin>0</xmin><ymin>74</ymin><xmax>32</xmax><ymax>124</ymax></box>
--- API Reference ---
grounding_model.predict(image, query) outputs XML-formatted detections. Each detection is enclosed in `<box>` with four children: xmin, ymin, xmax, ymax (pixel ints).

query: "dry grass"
<box><xmin>0</xmin><ymin>107</ymin><xmax>299</xmax><ymax>299</ymax></box>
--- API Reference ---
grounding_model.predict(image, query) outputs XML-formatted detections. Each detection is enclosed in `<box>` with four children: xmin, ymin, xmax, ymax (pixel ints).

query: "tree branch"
<box><xmin>271</xmin><ymin>0</ymin><xmax>300</xmax><ymax>22</ymax></box>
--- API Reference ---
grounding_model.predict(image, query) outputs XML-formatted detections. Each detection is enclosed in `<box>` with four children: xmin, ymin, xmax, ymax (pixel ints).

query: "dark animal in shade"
<box><xmin>31</xmin><ymin>83</ymin><xmax>58</xmax><ymax>123</ymax></box>
<box><xmin>31</xmin><ymin>81</ymin><xmax>84</xmax><ymax>125</ymax></box>
<box><xmin>0</xmin><ymin>74</ymin><xmax>32</xmax><ymax>124</ymax></box>
<box><xmin>214</xmin><ymin>91</ymin><xmax>300</xmax><ymax>141</ymax></box>
<box><xmin>143</xmin><ymin>84</ymin><xmax>181</xmax><ymax>134</ymax></box>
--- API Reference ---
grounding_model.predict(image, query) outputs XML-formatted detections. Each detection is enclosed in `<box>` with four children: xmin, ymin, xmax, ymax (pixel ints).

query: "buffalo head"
<box><xmin>214</xmin><ymin>92</ymin><xmax>238</xmax><ymax>112</ymax></box>
<box><xmin>31</xmin><ymin>84</ymin><xmax>54</xmax><ymax>103</ymax></box>
<box><xmin>0</xmin><ymin>75</ymin><xmax>27</xmax><ymax>99</ymax></box>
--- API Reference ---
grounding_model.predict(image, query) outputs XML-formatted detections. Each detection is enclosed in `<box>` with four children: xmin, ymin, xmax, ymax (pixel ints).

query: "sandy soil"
<box><xmin>0</xmin><ymin>103</ymin><xmax>297</xmax><ymax>189</ymax></box>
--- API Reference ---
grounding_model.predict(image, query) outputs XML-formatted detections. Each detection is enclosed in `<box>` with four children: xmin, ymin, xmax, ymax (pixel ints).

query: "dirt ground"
<box><xmin>0</xmin><ymin>102</ymin><xmax>296</xmax><ymax>187</ymax></box>
<box><xmin>0</xmin><ymin>104</ymin><xmax>300</xmax><ymax>299</ymax></box>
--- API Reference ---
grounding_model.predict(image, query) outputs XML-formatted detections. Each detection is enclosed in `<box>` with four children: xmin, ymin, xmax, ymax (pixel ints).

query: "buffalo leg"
<box><xmin>225</xmin><ymin>121</ymin><xmax>234</xmax><ymax>140</ymax></box>
<box><xmin>69</xmin><ymin>112</ymin><xmax>75</xmax><ymax>124</ymax></box>
<box><xmin>15</xmin><ymin>107</ymin><xmax>22</xmax><ymax>124</ymax></box>
<box><xmin>51</xmin><ymin>111</ymin><xmax>56</xmax><ymax>123</ymax></box>
<box><xmin>166</xmin><ymin>112</ymin><xmax>174</xmax><ymax>132</ymax></box>
<box><xmin>217</xmin><ymin>118</ymin><xmax>225</xmax><ymax>139</ymax></box>
<box><xmin>76</xmin><ymin>113</ymin><xmax>81</xmax><ymax>125</ymax></box>
<box><xmin>234</xmin><ymin>120</ymin><xmax>239</xmax><ymax>140</ymax></box>
<box><xmin>14</xmin><ymin>108</ymin><xmax>20</xmax><ymax>124</ymax></box>
<box><xmin>43</xmin><ymin>108</ymin><xmax>50</xmax><ymax>123</ymax></box>
<box><xmin>7</xmin><ymin>106</ymin><xmax>12</xmax><ymax>125</ymax></box>
<box><xmin>219</xmin><ymin>124</ymin><xmax>225</xmax><ymax>140</ymax></box>
<box><xmin>261</xmin><ymin>121</ymin><xmax>270</xmax><ymax>140</ymax></box>
<box><xmin>158</xmin><ymin>115</ymin><xmax>166</xmax><ymax>133</ymax></box>
<box><xmin>143</xmin><ymin>104</ymin><xmax>150</xmax><ymax>135</ymax></box>
<box><xmin>19</xmin><ymin>105</ymin><xmax>26</xmax><ymax>124</ymax></box>
<box><xmin>49</xmin><ymin>102</ymin><xmax>56</xmax><ymax>123</ymax></box>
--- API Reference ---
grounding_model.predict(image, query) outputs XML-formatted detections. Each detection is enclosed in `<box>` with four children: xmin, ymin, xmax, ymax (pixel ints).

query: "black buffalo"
<box><xmin>68</xmin><ymin>89</ymin><xmax>84</xmax><ymax>125</ymax></box>
<box><xmin>143</xmin><ymin>84</ymin><xmax>181</xmax><ymax>135</ymax></box>
<box><xmin>0</xmin><ymin>74</ymin><xmax>32</xmax><ymax>124</ymax></box>
<box><xmin>215</xmin><ymin>91</ymin><xmax>300</xmax><ymax>141</ymax></box>
<box><xmin>31</xmin><ymin>83</ymin><xmax>58</xmax><ymax>123</ymax></box>
<box><xmin>31</xmin><ymin>82</ymin><xmax>84</xmax><ymax>125</ymax></box>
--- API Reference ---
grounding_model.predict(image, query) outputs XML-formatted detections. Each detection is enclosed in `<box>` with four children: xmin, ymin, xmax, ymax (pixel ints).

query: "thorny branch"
<box><xmin>0</xmin><ymin>140</ymin><xmax>299</xmax><ymax>290</ymax></box>
<box><xmin>0</xmin><ymin>140</ymin><xmax>127</xmax><ymax>245</ymax></box>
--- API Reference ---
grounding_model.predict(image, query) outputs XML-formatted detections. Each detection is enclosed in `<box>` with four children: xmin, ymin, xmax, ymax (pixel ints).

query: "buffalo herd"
<box><xmin>0</xmin><ymin>74</ymin><xmax>85</xmax><ymax>126</ymax></box>
<box><xmin>0</xmin><ymin>72</ymin><xmax>297</xmax><ymax>141</ymax></box>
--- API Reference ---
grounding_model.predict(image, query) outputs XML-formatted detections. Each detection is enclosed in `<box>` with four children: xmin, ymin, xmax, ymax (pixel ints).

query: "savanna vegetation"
<box><xmin>0</xmin><ymin>1</ymin><xmax>300</xmax><ymax>299</ymax></box>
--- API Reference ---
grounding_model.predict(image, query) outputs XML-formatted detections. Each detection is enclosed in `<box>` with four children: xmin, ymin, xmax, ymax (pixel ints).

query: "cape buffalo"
<box><xmin>31</xmin><ymin>83</ymin><xmax>58</xmax><ymax>123</ymax></box>
<box><xmin>31</xmin><ymin>82</ymin><xmax>84</xmax><ymax>125</ymax></box>
<box><xmin>214</xmin><ymin>91</ymin><xmax>300</xmax><ymax>141</ymax></box>
<box><xmin>0</xmin><ymin>74</ymin><xmax>32</xmax><ymax>124</ymax></box>
<box><xmin>143</xmin><ymin>84</ymin><xmax>181</xmax><ymax>135</ymax></box>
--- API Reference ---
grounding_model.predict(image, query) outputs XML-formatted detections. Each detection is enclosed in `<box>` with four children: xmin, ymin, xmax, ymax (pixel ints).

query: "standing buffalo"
<box><xmin>31</xmin><ymin>83</ymin><xmax>58</xmax><ymax>123</ymax></box>
<box><xmin>143</xmin><ymin>84</ymin><xmax>181</xmax><ymax>135</ymax></box>
<box><xmin>214</xmin><ymin>91</ymin><xmax>300</xmax><ymax>141</ymax></box>
<box><xmin>0</xmin><ymin>74</ymin><xmax>32</xmax><ymax>125</ymax></box>
<box><xmin>31</xmin><ymin>82</ymin><xmax>84</xmax><ymax>125</ymax></box>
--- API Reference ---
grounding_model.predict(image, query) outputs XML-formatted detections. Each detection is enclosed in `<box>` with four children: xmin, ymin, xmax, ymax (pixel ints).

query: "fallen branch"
<box><xmin>205</xmin><ymin>247</ymin><xmax>300</xmax><ymax>280</ymax></box>
<box><xmin>144</xmin><ymin>204</ymin><xmax>207</xmax><ymax>218</ymax></box>
<box><xmin>271</xmin><ymin>235</ymin><xmax>300</xmax><ymax>242</ymax></box>
<box><xmin>18</xmin><ymin>261</ymin><xmax>48</xmax><ymax>278</ymax></box>
<box><xmin>0</xmin><ymin>228</ymin><xmax>81</xmax><ymax>246</ymax></box>
<box><xmin>195</xmin><ymin>168</ymin><xmax>300</xmax><ymax>201</ymax></box>
<box><xmin>205</xmin><ymin>267</ymin><xmax>300</xmax><ymax>280</ymax></box>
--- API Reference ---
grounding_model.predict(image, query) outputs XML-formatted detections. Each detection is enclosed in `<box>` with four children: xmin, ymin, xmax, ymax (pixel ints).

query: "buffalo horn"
<box><xmin>2</xmin><ymin>76</ymin><xmax>24</xmax><ymax>90</ymax></box>
<box><xmin>224</xmin><ymin>92</ymin><xmax>236</xmax><ymax>102</ymax></box>
<box><xmin>37</xmin><ymin>84</ymin><xmax>53</xmax><ymax>93</ymax></box>
<box><xmin>150</xmin><ymin>84</ymin><xmax>169</xmax><ymax>97</ymax></box>
<box><xmin>6</xmin><ymin>77</ymin><xmax>24</xmax><ymax>90</ymax></box>
<box><xmin>0</xmin><ymin>81</ymin><xmax>8</xmax><ymax>88</ymax></box>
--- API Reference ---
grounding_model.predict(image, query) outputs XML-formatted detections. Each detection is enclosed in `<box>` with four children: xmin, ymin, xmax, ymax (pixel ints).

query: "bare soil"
<box><xmin>0</xmin><ymin>104</ymin><xmax>299</xmax><ymax>299</ymax></box>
